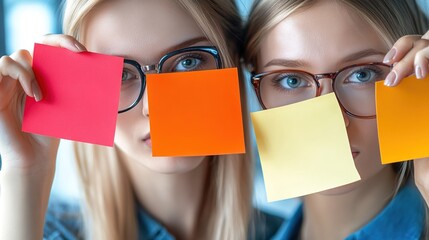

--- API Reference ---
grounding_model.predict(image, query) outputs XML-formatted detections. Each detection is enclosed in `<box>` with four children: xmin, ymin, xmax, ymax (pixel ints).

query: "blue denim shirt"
<box><xmin>43</xmin><ymin>201</ymin><xmax>284</xmax><ymax>240</ymax></box>
<box><xmin>43</xmin><ymin>201</ymin><xmax>84</xmax><ymax>240</ymax></box>
<box><xmin>272</xmin><ymin>182</ymin><xmax>426</xmax><ymax>240</ymax></box>
<box><xmin>136</xmin><ymin>207</ymin><xmax>284</xmax><ymax>240</ymax></box>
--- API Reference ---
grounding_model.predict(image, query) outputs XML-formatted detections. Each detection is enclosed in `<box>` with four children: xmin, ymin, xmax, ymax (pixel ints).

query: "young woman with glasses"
<box><xmin>0</xmin><ymin>0</ymin><xmax>284</xmax><ymax>239</ymax></box>
<box><xmin>243</xmin><ymin>0</ymin><xmax>429</xmax><ymax>239</ymax></box>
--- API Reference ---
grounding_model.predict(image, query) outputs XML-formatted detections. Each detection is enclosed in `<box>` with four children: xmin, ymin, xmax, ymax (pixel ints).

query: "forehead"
<box><xmin>258</xmin><ymin>0</ymin><xmax>389</xmax><ymax>70</ymax></box>
<box><xmin>82</xmin><ymin>0</ymin><xmax>205</xmax><ymax>59</ymax></box>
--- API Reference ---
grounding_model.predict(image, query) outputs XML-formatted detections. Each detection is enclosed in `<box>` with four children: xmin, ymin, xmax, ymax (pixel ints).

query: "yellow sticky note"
<box><xmin>251</xmin><ymin>93</ymin><xmax>360</xmax><ymax>202</ymax></box>
<box><xmin>376</xmin><ymin>75</ymin><xmax>429</xmax><ymax>164</ymax></box>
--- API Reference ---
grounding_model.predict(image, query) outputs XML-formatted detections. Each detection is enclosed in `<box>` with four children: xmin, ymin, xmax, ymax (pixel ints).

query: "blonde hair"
<box><xmin>243</xmin><ymin>0</ymin><xmax>429</xmax><ymax>238</ymax></box>
<box><xmin>243</xmin><ymin>0</ymin><xmax>429</xmax><ymax>182</ymax></box>
<box><xmin>64</xmin><ymin>0</ymin><xmax>252</xmax><ymax>239</ymax></box>
<box><xmin>243</xmin><ymin>0</ymin><xmax>429</xmax><ymax>70</ymax></box>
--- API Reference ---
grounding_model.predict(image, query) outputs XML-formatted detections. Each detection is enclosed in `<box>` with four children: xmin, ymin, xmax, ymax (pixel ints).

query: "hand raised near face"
<box><xmin>0</xmin><ymin>34</ymin><xmax>86</xmax><ymax>174</ymax></box>
<box><xmin>383</xmin><ymin>31</ymin><xmax>429</xmax><ymax>86</ymax></box>
<box><xmin>0</xmin><ymin>34</ymin><xmax>87</xmax><ymax>240</ymax></box>
<box><xmin>397</xmin><ymin>31</ymin><xmax>429</xmax><ymax>207</ymax></box>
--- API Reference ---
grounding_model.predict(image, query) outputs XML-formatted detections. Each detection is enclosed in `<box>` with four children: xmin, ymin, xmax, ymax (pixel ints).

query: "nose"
<box><xmin>142</xmin><ymin>87</ymin><xmax>149</xmax><ymax>117</ymax></box>
<box><xmin>318</xmin><ymin>78</ymin><xmax>334</xmax><ymax>95</ymax></box>
<box><xmin>318</xmin><ymin>78</ymin><xmax>350</xmax><ymax>127</ymax></box>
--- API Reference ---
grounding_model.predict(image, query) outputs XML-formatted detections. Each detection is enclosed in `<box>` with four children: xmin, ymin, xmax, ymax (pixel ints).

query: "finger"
<box><xmin>38</xmin><ymin>34</ymin><xmax>86</xmax><ymax>52</ymax></box>
<box><xmin>10</xmin><ymin>50</ymin><xmax>42</xmax><ymax>101</ymax></box>
<box><xmin>386</xmin><ymin>38</ymin><xmax>429</xmax><ymax>86</ymax></box>
<box><xmin>383</xmin><ymin>35</ymin><xmax>421</xmax><ymax>65</ymax></box>
<box><xmin>10</xmin><ymin>50</ymin><xmax>33</xmax><ymax>75</ymax></box>
<box><xmin>416</xmin><ymin>31</ymin><xmax>429</xmax><ymax>78</ymax></box>
<box><xmin>0</xmin><ymin>55</ymin><xmax>37</xmax><ymax>99</ymax></box>
<box><xmin>414</xmin><ymin>46</ymin><xmax>429</xmax><ymax>79</ymax></box>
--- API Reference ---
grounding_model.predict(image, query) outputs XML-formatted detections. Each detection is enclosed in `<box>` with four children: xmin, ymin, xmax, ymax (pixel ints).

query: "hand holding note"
<box><xmin>378</xmin><ymin>30</ymin><xmax>429</xmax><ymax>209</ymax></box>
<box><xmin>0</xmin><ymin>33</ymin><xmax>87</xmax><ymax>173</ymax></box>
<box><xmin>382</xmin><ymin>31</ymin><xmax>429</xmax><ymax>86</ymax></box>
<box><xmin>414</xmin><ymin>31</ymin><xmax>429</xmax><ymax>209</ymax></box>
<box><xmin>376</xmin><ymin>30</ymin><xmax>429</xmax><ymax>163</ymax></box>
<box><xmin>22</xmin><ymin>43</ymin><xmax>123</xmax><ymax>146</ymax></box>
<box><xmin>0</xmin><ymin>34</ymin><xmax>86</xmax><ymax>240</ymax></box>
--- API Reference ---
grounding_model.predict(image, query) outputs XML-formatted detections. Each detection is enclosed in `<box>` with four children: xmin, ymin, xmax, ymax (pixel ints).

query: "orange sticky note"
<box><xmin>376</xmin><ymin>75</ymin><xmax>429</xmax><ymax>164</ymax></box>
<box><xmin>22</xmin><ymin>44</ymin><xmax>123</xmax><ymax>146</ymax></box>
<box><xmin>146</xmin><ymin>68</ymin><xmax>245</xmax><ymax>156</ymax></box>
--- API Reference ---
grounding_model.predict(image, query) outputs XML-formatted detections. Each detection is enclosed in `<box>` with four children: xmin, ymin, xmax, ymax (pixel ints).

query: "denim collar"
<box><xmin>137</xmin><ymin>207</ymin><xmax>175</xmax><ymax>240</ymax></box>
<box><xmin>137</xmin><ymin>206</ymin><xmax>285</xmax><ymax>240</ymax></box>
<box><xmin>273</xmin><ymin>182</ymin><xmax>425</xmax><ymax>240</ymax></box>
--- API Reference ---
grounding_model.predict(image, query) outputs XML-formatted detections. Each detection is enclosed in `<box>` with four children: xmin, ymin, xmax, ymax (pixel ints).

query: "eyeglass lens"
<box><xmin>258</xmin><ymin>64</ymin><xmax>391</xmax><ymax>117</ymax></box>
<box><xmin>118</xmin><ymin>49</ymin><xmax>218</xmax><ymax>112</ymax></box>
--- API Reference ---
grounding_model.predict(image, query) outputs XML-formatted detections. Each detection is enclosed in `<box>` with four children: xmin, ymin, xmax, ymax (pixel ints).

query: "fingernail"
<box><xmin>384</xmin><ymin>71</ymin><xmax>397</xmax><ymax>86</ymax></box>
<box><xmin>416</xmin><ymin>65</ymin><xmax>423</xmax><ymax>79</ymax></box>
<box><xmin>74</xmin><ymin>43</ymin><xmax>85</xmax><ymax>52</ymax></box>
<box><xmin>32</xmin><ymin>81</ymin><xmax>43</xmax><ymax>102</ymax></box>
<box><xmin>383</xmin><ymin>48</ymin><xmax>396</xmax><ymax>63</ymax></box>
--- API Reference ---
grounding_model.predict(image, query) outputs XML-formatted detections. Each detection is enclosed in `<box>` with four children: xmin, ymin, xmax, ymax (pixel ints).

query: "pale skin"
<box><xmin>1</xmin><ymin>1</ymin><xmax>429</xmax><ymax>240</ymax></box>
<box><xmin>256</xmin><ymin>1</ymin><xmax>429</xmax><ymax>240</ymax></box>
<box><xmin>0</xmin><ymin>0</ymin><xmax>220</xmax><ymax>239</ymax></box>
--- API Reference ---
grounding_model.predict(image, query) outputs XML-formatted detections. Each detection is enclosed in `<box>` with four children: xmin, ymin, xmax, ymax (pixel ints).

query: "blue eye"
<box><xmin>341</xmin><ymin>64</ymin><xmax>389</xmax><ymax>86</ymax></box>
<box><xmin>346</xmin><ymin>67</ymin><xmax>383</xmax><ymax>84</ymax></box>
<box><xmin>351</xmin><ymin>69</ymin><xmax>373</xmax><ymax>82</ymax></box>
<box><xmin>276</xmin><ymin>75</ymin><xmax>308</xmax><ymax>90</ymax></box>
<box><xmin>175</xmin><ymin>57</ymin><xmax>202</xmax><ymax>71</ymax></box>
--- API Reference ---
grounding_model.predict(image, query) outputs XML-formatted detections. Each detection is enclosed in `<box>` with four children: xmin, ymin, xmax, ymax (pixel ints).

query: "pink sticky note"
<box><xmin>22</xmin><ymin>43</ymin><xmax>123</xmax><ymax>146</ymax></box>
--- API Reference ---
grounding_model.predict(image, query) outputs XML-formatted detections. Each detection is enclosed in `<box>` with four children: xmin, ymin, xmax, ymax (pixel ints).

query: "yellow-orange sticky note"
<box><xmin>251</xmin><ymin>93</ymin><xmax>360</xmax><ymax>202</ymax></box>
<box><xmin>376</xmin><ymin>75</ymin><xmax>429</xmax><ymax>164</ymax></box>
<box><xmin>147</xmin><ymin>68</ymin><xmax>245</xmax><ymax>156</ymax></box>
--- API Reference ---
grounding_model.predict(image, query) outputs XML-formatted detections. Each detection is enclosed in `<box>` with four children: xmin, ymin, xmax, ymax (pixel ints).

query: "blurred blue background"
<box><xmin>1</xmin><ymin>0</ymin><xmax>428</xmax><ymax>220</ymax></box>
<box><xmin>1</xmin><ymin>0</ymin><xmax>62</xmax><ymax>55</ymax></box>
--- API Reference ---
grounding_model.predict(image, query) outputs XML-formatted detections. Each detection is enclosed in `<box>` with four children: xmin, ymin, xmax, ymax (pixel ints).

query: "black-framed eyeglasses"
<box><xmin>118</xmin><ymin>46</ymin><xmax>222</xmax><ymax>113</ymax></box>
<box><xmin>251</xmin><ymin>62</ymin><xmax>392</xmax><ymax>119</ymax></box>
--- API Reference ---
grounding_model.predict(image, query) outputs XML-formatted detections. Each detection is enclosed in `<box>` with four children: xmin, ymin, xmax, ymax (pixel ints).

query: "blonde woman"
<box><xmin>243</xmin><ymin>0</ymin><xmax>429</xmax><ymax>239</ymax></box>
<box><xmin>0</xmin><ymin>0</ymin><xmax>284</xmax><ymax>239</ymax></box>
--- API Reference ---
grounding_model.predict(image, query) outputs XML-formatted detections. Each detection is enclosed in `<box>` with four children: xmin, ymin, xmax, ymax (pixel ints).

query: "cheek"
<box><xmin>354</xmin><ymin>120</ymin><xmax>384</xmax><ymax>179</ymax></box>
<box><xmin>115</xmin><ymin>118</ymin><xmax>133</xmax><ymax>141</ymax></box>
<box><xmin>114</xmin><ymin>113</ymin><xmax>140</xmax><ymax>152</ymax></box>
<box><xmin>114</xmin><ymin>128</ymin><xmax>135</xmax><ymax>161</ymax></box>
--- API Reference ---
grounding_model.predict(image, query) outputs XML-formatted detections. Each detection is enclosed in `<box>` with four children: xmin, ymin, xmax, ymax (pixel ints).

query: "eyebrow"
<box><xmin>263</xmin><ymin>49</ymin><xmax>386</xmax><ymax>68</ymax></box>
<box><xmin>340</xmin><ymin>49</ymin><xmax>386</xmax><ymax>63</ymax></box>
<box><xmin>264</xmin><ymin>59</ymin><xmax>307</xmax><ymax>68</ymax></box>
<box><xmin>163</xmin><ymin>36</ymin><xmax>210</xmax><ymax>54</ymax></box>
<box><xmin>118</xmin><ymin>36</ymin><xmax>210</xmax><ymax>60</ymax></box>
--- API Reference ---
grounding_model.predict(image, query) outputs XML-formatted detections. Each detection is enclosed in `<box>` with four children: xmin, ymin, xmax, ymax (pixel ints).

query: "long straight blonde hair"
<box><xmin>243</xmin><ymin>0</ymin><xmax>429</xmax><ymax>238</ymax></box>
<box><xmin>63</xmin><ymin>0</ymin><xmax>252</xmax><ymax>239</ymax></box>
<box><xmin>243</xmin><ymin>0</ymin><xmax>429</xmax><ymax>68</ymax></box>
